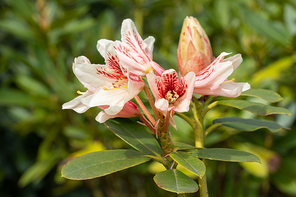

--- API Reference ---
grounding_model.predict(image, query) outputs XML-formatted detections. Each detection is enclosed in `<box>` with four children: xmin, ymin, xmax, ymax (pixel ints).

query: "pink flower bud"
<box><xmin>96</xmin><ymin>101</ymin><xmax>141</xmax><ymax>123</ymax></box>
<box><xmin>177</xmin><ymin>16</ymin><xmax>213</xmax><ymax>77</ymax></box>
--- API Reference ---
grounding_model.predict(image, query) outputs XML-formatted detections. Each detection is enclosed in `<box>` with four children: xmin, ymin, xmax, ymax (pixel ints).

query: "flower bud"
<box><xmin>177</xmin><ymin>16</ymin><xmax>213</xmax><ymax>76</ymax></box>
<box><xmin>96</xmin><ymin>101</ymin><xmax>141</xmax><ymax>123</ymax></box>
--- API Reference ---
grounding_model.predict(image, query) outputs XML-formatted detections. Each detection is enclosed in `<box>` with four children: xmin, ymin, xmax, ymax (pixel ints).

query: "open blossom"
<box><xmin>98</xmin><ymin>19</ymin><xmax>164</xmax><ymax>77</ymax></box>
<box><xmin>177</xmin><ymin>16</ymin><xmax>250</xmax><ymax>97</ymax></box>
<box><xmin>96</xmin><ymin>101</ymin><xmax>141</xmax><ymax>123</ymax></box>
<box><xmin>62</xmin><ymin>42</ymin><xmax>144</xmax><ymax>116</ymax></box>
<box><xmin>193</xmin><ymin>52</ymin><xmax>250</xmax><ymax>97</ymax></box>
<box><xmin>177</xmin><ymin>16</ymin><xmax>213</xmax><ymax>77</ymax></box>
<box><xmin>147</xmin><ymin>69</ymin><xmax>195</xmax><ymax>113</ymax></box>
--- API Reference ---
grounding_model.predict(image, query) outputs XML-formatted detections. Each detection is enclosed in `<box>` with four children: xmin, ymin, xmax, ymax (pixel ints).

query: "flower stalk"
<box><xmin>192</xmin><ymin>97</ymin><xmax>209</xmax><ymax>197</ymax></box>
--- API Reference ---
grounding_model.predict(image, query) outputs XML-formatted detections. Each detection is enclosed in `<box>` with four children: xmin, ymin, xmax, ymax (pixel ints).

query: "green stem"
<box><xmin>178</xmin><ymin>193</ymin><xmax>186</xmax><ymax>197</ymax></box>
<box><xmin>175</xmin><ymin>112</ymin><xmax>195</xmax><ymax>129</ymax></box>
<box><xmin>192</xmin><ymin>98</ymin><xmax>209</xmax><ymax>197</ymax></box>
<box><xmin>159</xmin><ymin>111</ymin><xmax>173</xmax><ymax>157</ymax></box>
<box><xmin>202</xmin><ymin>101</ymin><xmax>218</xmax><ymax>117</ymax></box>
<box><xmin>204</xmin><ymin>123</ymin><xmax>222</xmax><ymax>136</ymax></box>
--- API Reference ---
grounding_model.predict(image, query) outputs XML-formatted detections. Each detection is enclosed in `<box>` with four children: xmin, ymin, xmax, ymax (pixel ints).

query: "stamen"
<box><xmin>103</xmin><ymin>84</ymin><xmax>128</xmax><ymax>91</ymax></box>
<box><xmin>222</xmin><ymin>78</ymin><xmax>235</xmax><ymax>84</ymax></box>
<box><xmin>77</xmin><ymin>90</ymin><xmax>84</xmax><ymax>95</ymax></box>
<box><xmin>165</xmin><ymin>90</ymin><xmax>179</xmax><ymax>104</ymax></box>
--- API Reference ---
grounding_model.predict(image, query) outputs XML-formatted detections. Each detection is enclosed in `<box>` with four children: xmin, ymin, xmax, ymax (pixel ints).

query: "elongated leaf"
<box><xmin>217</xmin><ymin>100</ymin><xmax>292</xmax><ymax>116</ymax></box>
<box><xmin>105</xmin><ymin>119</ymin><xmax>161</xmax><ymax>156</ymax></box>
<box><xmin>173</xmin><ymin>142</ymin><xmax>196</xmax><ymax>150</ymax></box>
<box><xmin>252</xmin><ymin>56</ymin><xmax>295</xmax><ymax>85</ymax></box>
<box><xmin>188</xmin><ymin>148</ymin><xmax>261</xmax><ymax>163</ymax></box>
<box><xmin>241</xmin><ymin>89</ymin><xmax>283</xmax><ymax>103</ymax></box>
<box><xmin>242</xmin><ymin>8</ymin><xmax>291</xmax><ymax>45</ymax></box>
<box><xmin>213</xmin><ymin>117</ymin><xmax>288</xmax><ymax>133</ymax></box>
<box><xmin>170</xmin><ymin>152</ymin><xmax>205</xmax><ymax>178</ymax></box>
<box><xmin>62</xmin><ymin>150</ymin><xmax>150</xmax><ymax>180</ymax></box>
<box><xmin>0</xmin><ymin>88</ymin><xmax>34</xmax><ymax>106</ymax></box>
<box><xmin>154</xmin><ymin>169</ymin><xmax>198</xmax><ymax>194</ymax></box>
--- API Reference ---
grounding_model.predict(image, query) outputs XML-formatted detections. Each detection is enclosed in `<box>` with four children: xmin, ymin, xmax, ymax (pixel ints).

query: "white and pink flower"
<box><xmin>147</xmin><ymin>69</ymin><xmax>195</xmax><ymax>113</ymax></box>
<box><xmin>97</xmin><ymin>19</ymin><xmax>164</xmax><ymax>77</ymax></box>
<box><xmin>193</xmin><ymin>52</ymin><xmax>250</xmax><ymax>97</ymax></box>
<box><xmin>62</xmin><ymin>43</ymin><xmax>144</xmax><ymax>116</ymax></box>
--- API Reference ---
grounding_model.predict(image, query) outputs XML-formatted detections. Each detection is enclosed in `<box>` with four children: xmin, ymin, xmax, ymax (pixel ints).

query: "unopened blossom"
<box><xmin>193</xmin><ymin>52</ymin><xmax>250</xmax><ymax>97</ymax></box>
<box><xmin>62</xmin><ymin>43</ymin><xmax>144</xmax><ymax>116</ymax></box>
<box><xmin>96</xmin><ymin>101</ymin><xmax>141</xmax><ymax>123</ymax></box>
<box><xmin>98</xmin><ymin>19</ymin><xmax>164</xmax><ymax>77</ymax></box>
<box><xmin>177</xmin><ymin>16</ymin><xmax>213</xmax><ymax>77</ymax></box>
<box><xmin>177</xmin><ymin>16</ymin><xmax>250</xmax><ymax>97</ymax></box>
<box><xmin>147</xmin><ymin>69</ymin><xmax>195</xmax><ymax>113</ymax></box>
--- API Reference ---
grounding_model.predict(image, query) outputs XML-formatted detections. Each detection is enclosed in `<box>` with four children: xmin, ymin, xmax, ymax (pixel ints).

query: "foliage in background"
<box><xmin>0</xmin><ymin>0</ymin><xmax>295</xmax><ymax>196</ymax></box>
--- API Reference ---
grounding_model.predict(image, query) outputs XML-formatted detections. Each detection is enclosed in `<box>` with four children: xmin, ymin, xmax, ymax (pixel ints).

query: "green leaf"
<box><xmin>15</xmin><ymin>75</ymin><xmax>50</xmax><ymax>97</ymax></box>
<box><xmin>242</xmin><ymin>8</ymin><xmax>291</xmax><ymax>45</ymax></box>
<box><xmin>241</xmin><ymin>89</ymin><xmax>283</xmax><ymax>103</ymax></box>
<box><xmin>170</xmin><ymin>152</ymin><xmax>205</xmax><ymax>178</ymax></box>
<box><xmin>252</xmin><ymin>56</ymin><xmax>295</xmax><ymax>85</ymax></box>
<box><xmin>188</xmin><ymin>148</ymin><xmax>261</xmax><ymax>163</ymax></box>
<box><xmin>154</xmin><ymin>169</ymin><xmax>198</xmax><ymax>194</ymax></box>
<box><xmin>62</xmin><ymin>150</ymin><xmax>150</xmax><ymax>180</ymax></box>
<box><xmin>18</xmin><ymin>156</ymin><xmax>58</xmax><ymax>187</ymax></box>
<box><xmin>0</xmin><ymin>88</ymin><xmax>34</xmax><ymax>106</ymax></box>
<box><xmin>217</xmin><ymin>100</ymin><xmax>292</xmax><ymax>116</ymax></box>
<box><xmin>105</xmin><ymin>119</ymin><xmax>161</xmax><ymax>156</ymax></box>
<box><xmin>284</xmin><ymin>4</ymin><xmax>296</xmax><ymax>36</ymax></box>
<box><xmin>213</xmin><ymin>117</ymin><xmax>288</xmax><ymax>133</ymax></box>
<box><xmin>272</xmin><ymin>171</ymin><xmax>296</xmax><ymax>195</ymax></box>
<box><xmin>173</xmin><ymin>142</ymin><xmax>196</xmax><ymax>150</ymax></box>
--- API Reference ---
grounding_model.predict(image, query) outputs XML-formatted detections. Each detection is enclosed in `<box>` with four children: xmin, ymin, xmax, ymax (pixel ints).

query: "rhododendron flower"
<box><xmin>62</xmin><ymin>43</ymin><xmax>144</xmax><ymax>116</ymax></box>
<box><xmin>96</xmin><ymin>101</ymin><xmax>141</xmax><ymax>123</ymax></box>
<box><xmin>193</xmin><ymin>52</ymin><xmax>250</xmax><ymax>97</ymax></box>
<box><xmin>98</xmin><ymin>19</ymin><xmax>164</xmax><ymax>77</ymax></box>
<box><xmin>177</xmin><ymin>16</ymin><xmax>213</xmax><ymax>77</ymax></box>
<box><xmin>147</xmin><ymin>69</ymin><xmax>195</xmax><ymax>113</ymax></box>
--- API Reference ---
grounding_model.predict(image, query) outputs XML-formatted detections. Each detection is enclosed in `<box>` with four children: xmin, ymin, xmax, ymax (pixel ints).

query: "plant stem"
<box><xmin>204</xmin><ymin>123</ymin><xmax>222</xmax><ymax>136</ymax></box>
<box><xmin>178</xmin><ymin>193</ymin><xmax>186</xmax><ymax>197</ymax></box>
<box><xmin>192</xmin><ymin>98</ymin><xmax>209</xmax><ymax>197</ymax></box>
<box><xmin>158</xmin><ymin>111</ymin><xmax>173</xmax><ymax>157</ymax></box>
<box><xmin>144</xmin><ymin>85</ymin><xmax>160</xmax><ymax>120</ymax></box>
<box><xmin>135</xmin><ymin>95</ymin><xmax>156</xmax><ymax>125</ymax></box>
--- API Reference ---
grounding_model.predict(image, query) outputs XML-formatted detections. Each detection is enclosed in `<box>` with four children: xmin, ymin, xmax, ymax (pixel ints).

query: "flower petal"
<box><xmin>97</xmin><ymin>39</ymin><xmax>114</xmax><ymax>58</ymax></box>
<box><xmin>127</xmin><ymin>72</ymin><xmax>145</xmax><ymax>101</ymax></box>
<box><xmin>174</xmin><ymin>72</ymin><xmax>195</xmax><ymax>112</ymax></box>
<box><xmin>155</xmin><ymin>98</ymin><xmax>169</xmax><ymax>112</ymax></box>
<box><xmin>95</xmin><ymin>101</ymin><xmax>141</xmax><ymax>123</ymax></box>
<box><xmin>121</xmin><ymin>19</ymin><xmax>151</xmax><ymax>63</ymax></box>
<box><xmin>81</xmin><ymin>87</ymin><xmax>128</xmax><ymax>115</ymax></box>
<box><xmin>194</xmin><ymin>82</ymin><xmax>250</xmax><ymax>97</ymax></box>
<box><xmin>73</xmin><ymin>56</ymin><xmax>114</xmax><ymax>91</ymax></box>
<box><xmin>194</xmin><ymin>52</ymin><xmax>235</xmax><ymax>90</ymax></box>
<box><xmin>62</xmin><ymin>90</ymin><xmax>92</xmax><ymax>113</ymax></box>
<box><xmin>146</xmin><ymin>72</ymin><xmax>161</xmax><ymax>100</ymax></box>
<box><xmin>144</xmin><ymin>36</ymin><xmax>155</xmax><ymax>59</ymax></box>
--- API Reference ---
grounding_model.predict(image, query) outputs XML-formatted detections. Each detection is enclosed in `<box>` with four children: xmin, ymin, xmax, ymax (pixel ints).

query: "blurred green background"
<box><xmin>0</xmin><ymin>0</ymin><xmax>296</xmax><ymax>196</ymax></box>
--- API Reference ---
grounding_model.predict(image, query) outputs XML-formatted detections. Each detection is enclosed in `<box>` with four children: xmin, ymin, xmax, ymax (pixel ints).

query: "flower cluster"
<box><xmin>63</xmin><ymin>17</ymin><xmax>250</xmax><ymax>129</ymax></box>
